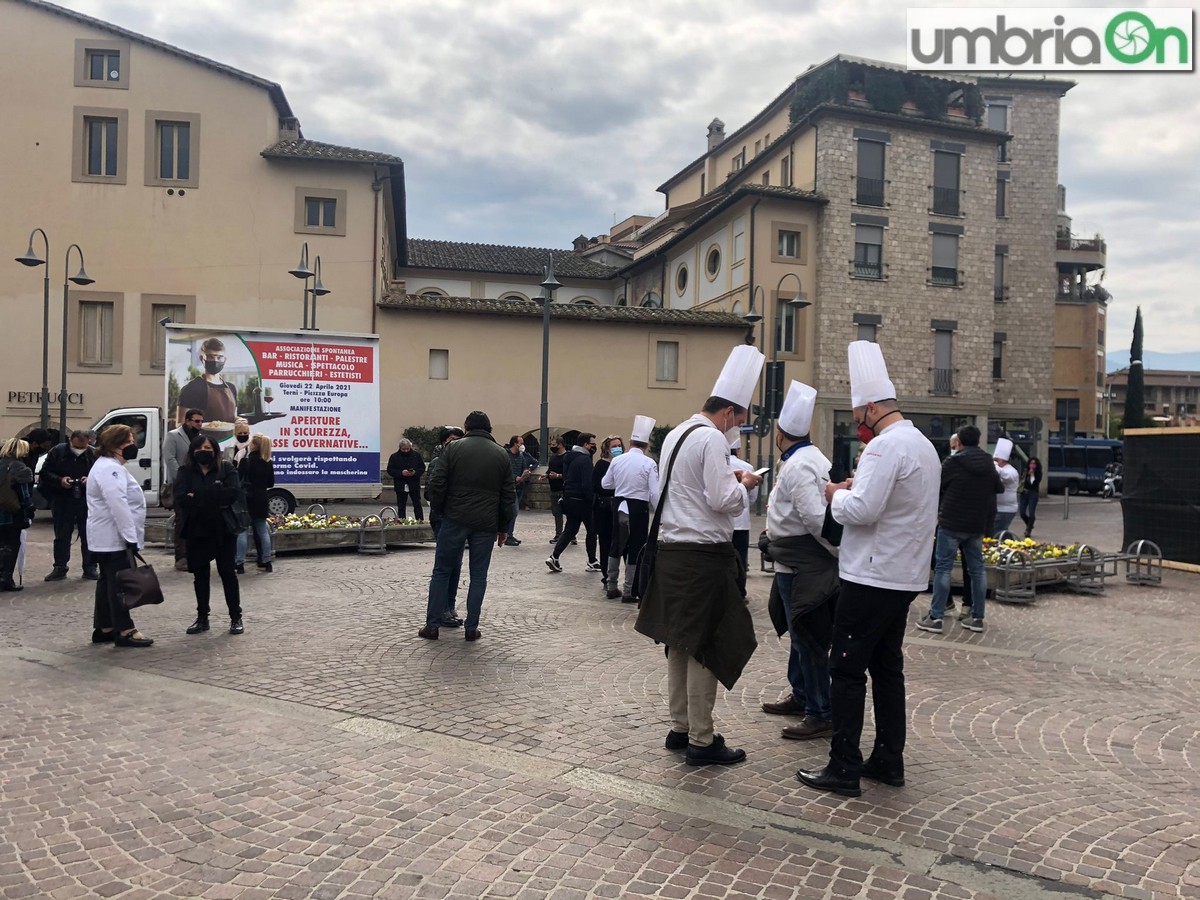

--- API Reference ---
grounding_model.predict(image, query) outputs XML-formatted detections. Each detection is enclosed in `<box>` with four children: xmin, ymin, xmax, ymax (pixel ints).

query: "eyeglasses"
<box><xmin>188</xmin><ymin>418</ymin><xmax>204</xmax><ymax>425</ymax></box>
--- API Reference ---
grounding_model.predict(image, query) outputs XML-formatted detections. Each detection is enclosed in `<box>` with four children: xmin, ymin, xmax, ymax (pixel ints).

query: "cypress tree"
<box><xmin>1124</xmin><ymin>306</ymin><xmax>1146</xmax><ymax>430</ymax></box>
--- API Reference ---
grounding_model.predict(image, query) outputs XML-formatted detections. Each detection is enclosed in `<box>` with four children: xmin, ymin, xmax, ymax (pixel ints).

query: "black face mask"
<box><xmin>235</xmin><ymin>433</ymin><xmax>249</xmax><ymax>443</ymax></box>
<box><xmin>204</xmin><ymin>358</ymin><xmax>225</xmax><ymax>375</ymax></box>
<box><xmin>587</xmin><ymin>445</ymin><xmax>596</xmax><ymax>457</ymax></box>
<box><xmin>122</xmin><ymin>444</ymin><xmax>139</xmax><ymax>461</ymax></box>
<box><xmin>193</xmin><ymin>450</ymin><xmax>215</xmax><ymax>466</ymax></box>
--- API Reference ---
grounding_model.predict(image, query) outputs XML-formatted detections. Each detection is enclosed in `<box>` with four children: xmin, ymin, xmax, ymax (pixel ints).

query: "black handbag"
<box><xmin>821</xmin><ymin>464</ymin><xmax>844</xmax><ymax>547</ymax></box>
<box><xmin>116</xmin><ymin>550</ymin><xmax>165</xmax><ymax>610</ymax></box>
<box><xmin>632</xmin><ymin>423</ymin><xmax>707</xmax><ymax>602</ymax></box>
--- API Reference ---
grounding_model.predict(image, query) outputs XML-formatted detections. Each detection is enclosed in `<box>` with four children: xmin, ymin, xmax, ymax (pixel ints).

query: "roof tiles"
<box><xmin>406</xmin><ymin>239</ymin><xmax>619</xmax><ymax>280</ymax></box>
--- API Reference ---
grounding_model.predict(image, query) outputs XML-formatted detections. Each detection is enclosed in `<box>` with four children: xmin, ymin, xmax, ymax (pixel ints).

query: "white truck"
<box><xmin>93</xmin><ymin>323</ymin><xmax>383</xmax><ymax>515</ymax></box>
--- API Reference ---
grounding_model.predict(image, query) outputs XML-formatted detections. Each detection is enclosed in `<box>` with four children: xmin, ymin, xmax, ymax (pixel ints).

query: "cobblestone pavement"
<box><xmin>1</xmin><ymin>505</ymin><xmax>1197</xmax><ymax>899</ymax></box>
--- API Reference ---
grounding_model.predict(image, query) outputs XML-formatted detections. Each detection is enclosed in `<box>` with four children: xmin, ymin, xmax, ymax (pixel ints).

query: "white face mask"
<box><xmin>724</xmin><ymin>426</ymin><xmax>741</xmax><ymax>446</ymax></box>
<box><xmin>518</xmin><ymin>444</ymin><xmax>525</xmax><ymax>453</ymax></box>
<box><xmin>70</xmin><ymin>445</ymin><xmax>87</xmax><ymax>456</ymax></box>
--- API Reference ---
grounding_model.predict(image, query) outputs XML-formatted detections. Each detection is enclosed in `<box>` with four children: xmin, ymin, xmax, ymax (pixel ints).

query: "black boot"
<box><xmin>0</xmin><ymin>544</ymin><xmax>21</xmax><ymax>591</ymax></box>
<box><xmin>186</xmin><ymin>617</ymin><xmax>210</xmax><ymax>635</ymax></box>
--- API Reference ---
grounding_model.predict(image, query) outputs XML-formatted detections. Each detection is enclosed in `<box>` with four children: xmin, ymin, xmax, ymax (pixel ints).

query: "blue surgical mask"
<box><xmin>610</xmin><ymin>447</ymin><xmax>623</xmax><ymax>457</ymax></box>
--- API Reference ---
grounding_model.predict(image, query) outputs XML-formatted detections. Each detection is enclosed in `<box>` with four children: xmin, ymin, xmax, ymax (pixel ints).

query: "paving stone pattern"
<box><xmin>1</xmin><ymin>503</ymin><xmax>1197</xmax><ymax>899</ymax></box>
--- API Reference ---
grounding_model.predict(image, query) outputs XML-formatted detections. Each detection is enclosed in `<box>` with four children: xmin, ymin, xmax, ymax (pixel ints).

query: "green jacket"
<box><xmin>635</xmin><ymin>542</ymin><xmax>757</xmax><ymax>690</ymax></box>
<box><xmin>425</xmin><ymin>430</ymin><xmax>515</xmax><ymax>534</ymax></box>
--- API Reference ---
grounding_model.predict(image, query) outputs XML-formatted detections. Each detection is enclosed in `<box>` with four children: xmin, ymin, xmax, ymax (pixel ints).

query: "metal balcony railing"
<box><xmin>932</xmin><ymin>186</ymin><xmax>960</xmax><ymax>216</ymax></box>
<box><xmin>855</xmin><ymin>176</ymin><xmax>885</xmax><ymax>207</ymax></box>
<box><xmin>933</xmin><ymin>368</ymin><xmax>954</xmax><ymax>396</ymax></box>
<box><xmin>1056</xmin><ymin>236</ymin><xmax>1107</xmax><ymax>253</ymax></box>
<box><xmin>855</xmin><ymin>260</ymin><xmax>883</xmax><ymax>279</ymax></box>
<box><xmin>930</xmin><ymin>266</ymin><xmax>958</xmax><ymax>286</ymax></box>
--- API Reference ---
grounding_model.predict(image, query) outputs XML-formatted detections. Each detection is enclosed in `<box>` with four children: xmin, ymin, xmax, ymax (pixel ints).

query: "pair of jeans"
<box><xmin>931</xmin><ymin>527</ymin><xmax>986</xmax><ymax>620</ymax></box>
<box><xmin>827</xmin><ymin>579</ymin><xmax>915</xmax><ymax>778</ymax></box>
<box><xmin>396</xmin><ymin>478</ymin><xmax>424</xmax><ymax>521</ymax></box>
<box><xmin>92</xmin><ymin>549</ymin><xmax>135</xmax><ymax>634</ymax></box>
<box><xmin>993</xmin><ymin>512</ymin><xmax>1016</xmax><ymax>536</ymax></box>
<box><xmin>235</xmin><ymin>519</ymin><xmax>273</xmax><ymax>565</ymax></box>
<box><xmin>506</xmin><ymin>482</ymin><xmax>526</xmax><ymax>538</ymax></box>
<box><xmin>1018</xmin><ymin>491</ymin><xmax>1039</xmax><ymax>533</ymax></box>
<box><xmin>429</xmin><ymin>518</ymin><xmax>462</xmax><ymax>620</ymax></box>
<box><xmin>424</xmin><ymin>517</ymin><xmax>495</xmax><ymax>630</ymax></box>
<box><xmin>552</xmin><ymin>496</ymin><xmax>596</xmax><ymax>562</ymax></box>
<box><xmin>774</xmin><ymin>571</ymin><xmax>832</xmax><ymax>720</ymax></box>
<box><xmin>51</xmin><ymin>496</ymin><xmax>92</xmax><ymax>571</ymax></box>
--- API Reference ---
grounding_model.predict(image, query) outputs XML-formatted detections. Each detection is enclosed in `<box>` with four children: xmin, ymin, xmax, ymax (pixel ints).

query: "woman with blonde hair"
<box><xmin>0</xmin><ymin>438</ymin><xmax>36</xmax><ymax>591</ymax></box>
<box><xmin>238</xmin><ymin>433</ymin><xmax>275</xmax><ymax>573</ymax></box>
<box><xmin>86</xmin><ymin>425</ymin><xmax>153</xmax><ymax>646</ymax></box>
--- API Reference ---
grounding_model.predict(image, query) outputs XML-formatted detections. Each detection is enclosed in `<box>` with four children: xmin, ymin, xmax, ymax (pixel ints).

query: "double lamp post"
<box><xmin>15</xmin><ymin>228</ymin><xmax>95</xmax><ymax>435</ymax></box>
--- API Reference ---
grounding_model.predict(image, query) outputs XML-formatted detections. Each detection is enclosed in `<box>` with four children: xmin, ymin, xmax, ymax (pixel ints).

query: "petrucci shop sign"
<box><xmin>7</xmin><ymin>390</ymin><xmax>85</xmax><ymax>405</ymax></box>
<box><xmin>907</xmin><ymin>8</ymin><xmax>1193</xmax><ymax>72</ymax></box>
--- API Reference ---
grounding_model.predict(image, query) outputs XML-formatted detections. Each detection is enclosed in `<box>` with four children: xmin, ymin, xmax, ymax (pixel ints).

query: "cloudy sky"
<box><xmin>63</xmin><ymin>0</ymin><xmax>1199</xmax><ymax>354</ymax></box>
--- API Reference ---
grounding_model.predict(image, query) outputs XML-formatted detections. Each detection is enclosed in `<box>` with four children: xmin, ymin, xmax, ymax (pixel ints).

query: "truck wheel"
<box><xmin>1066</xmin><ymin>482</ymin><xmax>1080</xmax><ymax>496</ymax></box>
<box><xmin>266</xmin><ymin>489</ymin><xmax>295</xmax><ymax>517</ymax></box>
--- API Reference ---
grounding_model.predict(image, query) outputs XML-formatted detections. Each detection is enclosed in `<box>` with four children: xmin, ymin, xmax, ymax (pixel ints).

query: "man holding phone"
<box><xmin>760</xmin><ymin>382</ymin><xmax>840</xmax><ymax>741</ymax></box>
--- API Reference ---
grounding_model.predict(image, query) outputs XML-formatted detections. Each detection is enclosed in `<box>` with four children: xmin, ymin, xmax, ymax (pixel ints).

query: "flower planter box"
<box><xmin>144</xmin><ymin>520</ymin><xmax>433</xmax><ymax>553</ymax></box>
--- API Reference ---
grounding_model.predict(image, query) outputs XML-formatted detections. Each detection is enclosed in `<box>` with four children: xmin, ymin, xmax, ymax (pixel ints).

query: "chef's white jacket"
<box><xmin>767</xmin><ymin>443</ymin><xmax>837</xmax><ymax>571</ymax></box>
<box><xmin>653</xmin><ymin>415</ymin><xmax>748</xmax><ymax>544</ymax></box>
<box><xmin>830</xmin><ymin>419</ymin><xmax>939</xmax><ymax>592</ymax></box>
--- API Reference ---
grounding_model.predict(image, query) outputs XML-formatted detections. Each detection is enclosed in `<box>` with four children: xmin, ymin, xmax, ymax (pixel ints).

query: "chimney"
<box><xmin>707</xmin><ymin>118</ymin><xmax>726</xmax><ymax>151</ymax></box>
<box><xmin>279</xmin><ymin>116</ymin><xmax>301</xmax><ymax>142</ymax></box>
<box><xmin>572</xmin><ymin>234</ymin><xmax>589</xmax><ymax>253</ymax></box>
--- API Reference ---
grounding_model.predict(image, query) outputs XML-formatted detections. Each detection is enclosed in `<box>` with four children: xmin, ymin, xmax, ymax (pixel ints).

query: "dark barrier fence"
<box><xmin>1120</xmin><ymin>428</ymin><xmax>1200</xmax><ymax>564</ymax></box>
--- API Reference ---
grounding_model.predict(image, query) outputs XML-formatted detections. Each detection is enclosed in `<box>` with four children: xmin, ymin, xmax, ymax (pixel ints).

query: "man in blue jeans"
<box><xmin>420</xmin><ymin>411</ymin><xmax>515</xmax><ymax>642</ymax></box>
<box><xmin>761</xmin><ymin>381</ymin><xmax>839</xmax><ymax>740</ymax></box>
<box><xmin>917</xmin><ymin>424</ymin><xmax>1003</xmax><ymax>635</ymax></box>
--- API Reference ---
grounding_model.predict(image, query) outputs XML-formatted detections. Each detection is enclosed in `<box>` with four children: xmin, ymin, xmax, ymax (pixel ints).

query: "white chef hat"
<box><xmin>848</xmin><ymin>340</ymin><xmax>896</xmax><ymax>409</ymax></box>
<box><xmin>711</xmin><ymin>345</ymin><xmax>765</xmax><ymax>409</ymax></box>
<box><xmin>727</xmin><ymin>433</ymin><xmax>742</xmax><ymax>450</ymax></box>
<box><xmin>631</xmin><ymin>415</ymin><xmax>656</xmax><ymax>444</ymax></box>
<box><xmin>994</xmin><ymin>437</ymin><xmax>1013</xmax><ymax>461</ymax></box>
<box><xmin>778</xmin><ymin>380</ymin><xmax>817</xmax><ymax>437</ymax></box>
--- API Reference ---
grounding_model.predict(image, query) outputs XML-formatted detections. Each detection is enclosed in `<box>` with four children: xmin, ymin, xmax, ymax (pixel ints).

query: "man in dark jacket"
<box><xmin>39</xmin><ymin>430</ymin><xmax>98</xmax><ymax>581</ymax></box>
<box><xmin>917</xmin><ymin>424</ymin><xmax>1003</xmax><ymax>635</ymax></box>
<box><xmin>387</xmin><ymin>438</ymin><xmax>427</xmax><ymax>522</ymax></box>
<box><xmin>419</xmin><ymin>411</ymin><xmax>515</xmax><ymax>642</ymax></box>
<box><xmin>503</xmin><ymin>436</ymin><xmax>537</xmax><ymax>545</ymax></box>
<box><xmin>545</xmin><ymin>433</ymin><xmax>599</xmax><ymax>572</ymax></box>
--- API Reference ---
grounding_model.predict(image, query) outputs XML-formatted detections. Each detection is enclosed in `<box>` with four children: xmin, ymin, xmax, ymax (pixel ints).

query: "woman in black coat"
<box><xmin>174</xmin><ymin>434</ymin><xmax>244</xmax><ymax>635</ymax></box>
<box><xmin>238</xmin><ymin>433</ymin><xmax>276</xmax><ymax>573</ymax></box>
<box><xmin>1018</xmin><ymin>456</ymin><xmax>1043</xmax><ymax>538</ymax></box>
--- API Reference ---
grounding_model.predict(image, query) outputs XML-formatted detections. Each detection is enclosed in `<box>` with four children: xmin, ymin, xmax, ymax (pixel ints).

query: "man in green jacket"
<box><xmin>419</xmin><ymin>411</ymin><xmax>515</xmax><ymax>642</ymax></box>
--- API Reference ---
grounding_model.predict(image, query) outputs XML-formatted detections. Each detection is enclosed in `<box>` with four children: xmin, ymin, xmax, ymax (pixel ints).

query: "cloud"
<box><xmin>64</xmin><ymin>0</ymin><xmax>1200</xmax><ymax>351</ymax></box>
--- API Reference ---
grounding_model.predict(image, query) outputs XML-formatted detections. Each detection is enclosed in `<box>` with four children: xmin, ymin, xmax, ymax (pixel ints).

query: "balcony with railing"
<box><xmin>854</xmin><ymin>260</ymin><xmax>883</xmax><ymax>279</ymax></box>
<box><xmin>932</xmin><ymin>367</ymin><xmax>954</xmax><ymax>396</ymax></box>
<box><xmin>932</xmin><ymin>186</ymin><xmax>960</xmax><ymax>216</ymax></box>
<box><xmin>930</xmin><ymin>266</ymin><xmax>958</xmax><ymax>287</ymax></box>
<box><xmin>855</xmin><ymin>176</ymin><xmax>885</xmax><ymax>207</ymax></box>
<box><xmin>1055</xmin><ymin>232</ymin><xmax>1106</xmax><ymax>270</ymax></box>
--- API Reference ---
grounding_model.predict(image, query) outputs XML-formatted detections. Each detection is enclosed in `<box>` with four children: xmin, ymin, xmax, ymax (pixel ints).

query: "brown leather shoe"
<box><xmin>761</xmin><ymin>694</ymin><xmax>804</xmax><ymax>715</ymax></box>
<box><xmin>782</xmin><ymin>715</ymin><xmax>833</xmax><ymax>740</ymax></box>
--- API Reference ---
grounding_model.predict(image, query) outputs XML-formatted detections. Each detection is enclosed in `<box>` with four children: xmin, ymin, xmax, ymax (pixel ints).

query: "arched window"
<box><xmin>641</xmin><ymin>292</ymin><xmax>662</xmax><ymax>309</ymax></box>
<box><xmin>615</xmin><ymin>294</ymin><xmax>627</xmax><ymax>307</ymax></box>
<box><xmin>500</xmin><ymin>292</ymin><xmax>529</xmax><ymax>302</ymax></box>
<box><xmin>731</xmin><ymin>300</ymin><xmax>743</xmax><ymax>315</ymax></box>
<box><xmin>572</xmin><ymin>297</ymin><xmax>596</xmax><ymax>306</ymax></box>
<box><xmin>418</xmin><ymin>288</ymin><xmax>447</xmax><ymax>298</ymax></box>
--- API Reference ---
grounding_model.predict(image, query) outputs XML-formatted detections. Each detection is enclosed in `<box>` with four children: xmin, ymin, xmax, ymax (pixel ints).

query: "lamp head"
<box><xmin>288</xmin><ymin>243</ymin><xmax>313</xmax><ymax>279</ymax></box>
<box><xmin>15</xmin><ymin>244</ymin><xmax>45</xmax><ymax>267</ymax></box>
<box><xmin>311</xmin><ymin>275</ymin><xmax>331</xmax><ymax>297</ymax></box>
<box><xmin>540</xmin><ymin>254</ymin><xmax>561</xmax><ymax>292</ymax></box>
<box><xmin>68</xmin><ymin>265</ymin><xmax>95</xmax><ymax>286</ymax></box>
<box><xmin>742</xmin><ymin>311</ymin><xmax>763</xmax><ymax>325</ymax></box>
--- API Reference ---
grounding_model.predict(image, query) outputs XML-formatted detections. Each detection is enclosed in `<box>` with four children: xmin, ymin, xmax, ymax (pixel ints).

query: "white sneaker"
<box><xmin>545</xmin><ymin>556</ymin><xmax>562</xmax><ymax>573</ymax></box>
<box><xmin>585</xmin><ymin>561</ymin><xmax>602</xmax><ymax>572</ymax></box>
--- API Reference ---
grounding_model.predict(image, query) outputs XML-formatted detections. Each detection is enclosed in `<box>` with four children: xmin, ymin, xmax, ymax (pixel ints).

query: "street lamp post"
<box><xmin>14</xmin><ymin>228</ymin><xmax>52</xmax><ymax>431</ymax></box>
<box><xmin>288</xmin><ymin>242</ymin><xmax>330</xmax><ymax>330</ymax></box>
<box><xmin>60</xmin><ymin>244</ymin><xmax>95</xmax><ymax>436</ymax></box>
<box><xmin>742</xmin><ymin>286</ymin><xmax>765</xmax><ymax>513</ymax></box>
<box><xmin>765</xmin><ymin>272</ymin><xmax>811</xmax><ymax>490</ymax></box>
<box><xmin>538</xmin><ymin>254</ymin><xmax>561</xmax><ymax>467</ymax></box>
